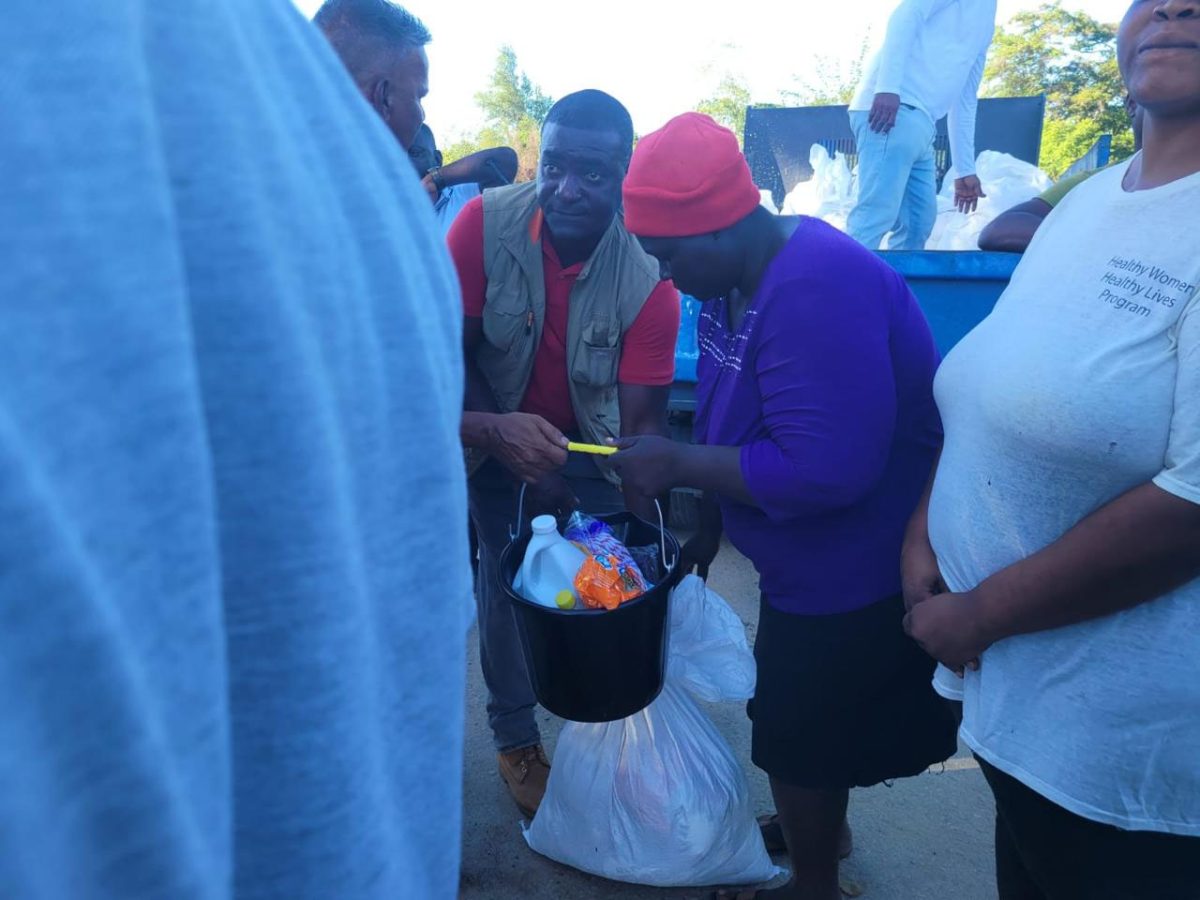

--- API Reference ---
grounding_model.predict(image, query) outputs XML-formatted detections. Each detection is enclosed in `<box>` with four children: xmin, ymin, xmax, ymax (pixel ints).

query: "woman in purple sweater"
<box><xmin>611</xmin><ymin>113</ymin><xmax>956</xmax><ymax>900</ymax></box>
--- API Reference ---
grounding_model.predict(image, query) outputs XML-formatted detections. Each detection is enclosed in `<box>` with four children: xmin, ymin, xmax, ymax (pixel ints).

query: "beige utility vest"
<box><xmin>473</xmin><ymin>182</ymin><xmax>661</xmax><ymax>479</ymax></box>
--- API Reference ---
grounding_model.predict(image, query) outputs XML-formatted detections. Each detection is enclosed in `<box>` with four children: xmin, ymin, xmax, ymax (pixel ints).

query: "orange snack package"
<box><xmin>575</xmin><ymin>554</ymin><xmax>645</xmax><ymax>611</ymax></box>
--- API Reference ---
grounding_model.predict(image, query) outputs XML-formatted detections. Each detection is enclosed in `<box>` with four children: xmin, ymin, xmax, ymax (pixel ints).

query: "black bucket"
<box><xmin>500</xmin><ymin>498</ymin><xmax>681</xmax><ymax>723</ymax></box>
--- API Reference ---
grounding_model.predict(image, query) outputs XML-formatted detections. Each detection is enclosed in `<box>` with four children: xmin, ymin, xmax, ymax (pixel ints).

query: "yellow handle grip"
<box><xmin>567</xmin><ymin>441</ymin><xmax>618</xmax><ymax>457</ymax></box>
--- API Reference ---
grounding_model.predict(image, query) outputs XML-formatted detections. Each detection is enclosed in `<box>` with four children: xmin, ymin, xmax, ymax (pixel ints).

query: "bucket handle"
<box><xmin>509</xmin><ymin>484</ymin><xmax>677</xmax><ymax>574</ymax></box>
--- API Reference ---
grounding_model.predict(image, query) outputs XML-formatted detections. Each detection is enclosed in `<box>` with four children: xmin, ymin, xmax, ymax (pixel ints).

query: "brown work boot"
<box><xmin>498</xmin><ymin>744</ymin><xmax>551</xmax><ymax>818</ymax></box>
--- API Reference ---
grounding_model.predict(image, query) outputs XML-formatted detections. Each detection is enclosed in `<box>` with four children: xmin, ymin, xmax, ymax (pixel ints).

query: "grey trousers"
<box><xmin>469</xmin><ymin>455</ymin><xmax>623</xmax><ymax>752</ymax></box>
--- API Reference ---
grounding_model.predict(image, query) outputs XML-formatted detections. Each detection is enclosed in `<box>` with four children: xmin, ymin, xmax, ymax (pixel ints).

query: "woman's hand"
<box><xmin>901</xmin><ymin>531</ymin><xmax>947</xmax><ymax>613</ymax></box>
<box><xmin>680</xmin><ymin>492</ymin><xmax>723</xmax><ymax>579</ymax></box>
<box><xmin>609</xmin><ymin>435</ymin><xmax>685</xmax><ymax>499</ymax></box>
<box><xmin>680</xmin><ymin>529</ymin><xmax>721</xmax><ymax>580</ymax></box>
<box><xmin>903</xmin><ymin>590</ymin><xmax>995</xmax><ymax>675</ymax></box>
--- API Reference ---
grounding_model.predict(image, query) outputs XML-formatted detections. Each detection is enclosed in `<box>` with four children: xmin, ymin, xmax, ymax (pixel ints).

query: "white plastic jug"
<box><xmin>514</xmin><ymin>515</ymin><xmax>587</xmax><ymax>610</ymax></box>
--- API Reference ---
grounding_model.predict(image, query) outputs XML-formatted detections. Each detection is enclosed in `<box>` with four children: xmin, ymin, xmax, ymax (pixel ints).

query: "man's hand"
<box><xmin>486</xmin><ymin>413</ymin><xmax>569</xmax><ymax>484</ymax></box>
<box><xmin>419</xmin><ymin>172</ymin><xmax>439</xmax><ymax>202</ymax></box>
<box><xmin>903</xmin><ymin>590</ymin><xmax>995</xmax><ymax>675</ymax></box>
<box><xmin>954</xmin><ymin>175</ymin><xmax>986</xmax><ymax>214</ymax></box>
<box><xmin>525</xmin><ymin>472</ymin><xmax>579</xmax><ymax>520</ymax></box>
<box><xmin>901</xmin><ymin>532</ymin><xmax>947</xmax><ymax>613</ymax></box>
<box><xmin>869</xmin><ymin>92</ymin><xmax>902</xmax><ymax>134</ymax></box>
<box><xmin>608</xmin><ymin>435</ymin><xmax>684</xmax><ymax>500</ymax></box>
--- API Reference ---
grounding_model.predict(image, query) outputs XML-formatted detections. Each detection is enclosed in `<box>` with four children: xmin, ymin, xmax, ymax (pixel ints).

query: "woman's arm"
<box><xmin>612</xmin><ymin>271</ymin><xmax>904</xmax><ymax>520</ymax></box>
<box><xmin>901</xmin><ymin>450</ymin><xmax>946</xmax><ymax>612</ymax></box>
<box><xmin>905</xmin><ymin>483</ymin><xmax>1200</xmax><ymax>670</ymax></box>
<box><xmin>734</xmin><ymin>276</ymin><xmax>900</xmax><ymax>523</ymax></box>
<box><xmin>907</xmin><ymin>300</ymin><xmax>1200</xmax><ymax>669</ymax></box>
<box><xmin>608</xmin><ymin>440</ymin><xmax>749</xmax><ymax>504</ymax></box>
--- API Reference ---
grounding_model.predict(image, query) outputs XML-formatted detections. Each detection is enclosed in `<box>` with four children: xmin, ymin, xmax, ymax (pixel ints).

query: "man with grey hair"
<box><xmin>315</xmin><ymin>0</ymin><xmax>431</xmax><ymax>150</ymax></box>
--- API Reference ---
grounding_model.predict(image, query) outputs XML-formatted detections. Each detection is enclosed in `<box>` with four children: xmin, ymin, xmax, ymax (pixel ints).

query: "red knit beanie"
<box><xmin>624</xmin><ymin>112</ymin><xmax>762</xmax><ymax>238</ymax></box>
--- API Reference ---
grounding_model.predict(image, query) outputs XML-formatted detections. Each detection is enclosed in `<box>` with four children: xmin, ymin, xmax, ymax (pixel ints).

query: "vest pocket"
<box><xmin>481</xmin><ymin>292</ymin><xmax>529</xmax><ymax>353</ymax></box>
<box><xmin>572</xmin><ymin>319</ymin><xmax>620</xmax><ymax>388</ymax></box>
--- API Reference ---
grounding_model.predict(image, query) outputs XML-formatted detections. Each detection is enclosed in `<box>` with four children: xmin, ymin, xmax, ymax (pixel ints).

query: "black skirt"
<box><xmin>749</xmin><ymin>593</ymin><xmax>958</xmax><ymax>790</ymax></box>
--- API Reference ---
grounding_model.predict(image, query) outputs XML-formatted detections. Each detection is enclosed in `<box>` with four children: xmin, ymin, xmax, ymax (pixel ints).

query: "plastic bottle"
<box><xmin>514</xmin><ymin>515</ymin><xmax>587</xmax><ymax>610</ymax></box>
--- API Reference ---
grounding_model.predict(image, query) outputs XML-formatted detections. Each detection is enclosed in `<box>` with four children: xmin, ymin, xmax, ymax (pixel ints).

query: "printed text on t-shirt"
<box><xmin>1098</xmin><ymin>256</ymin><xmax>1195</xmax><ymax>317</ymax></box>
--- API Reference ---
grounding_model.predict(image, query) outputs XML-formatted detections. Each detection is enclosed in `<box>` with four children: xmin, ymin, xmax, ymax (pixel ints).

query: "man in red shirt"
<box><xmin>447</xmin><ymin>90</ymin><xmax>680</xmax><ymax>817</ymax></box>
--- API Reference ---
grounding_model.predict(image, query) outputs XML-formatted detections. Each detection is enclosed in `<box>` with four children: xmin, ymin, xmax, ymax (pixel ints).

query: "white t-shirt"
<box><xmin>928</xmin><ymin>159</ymin><xmax>1200</xmax><ymax>836</ymax></box>
<box><xmin>851</xmin><ymin>0</ymin><xmax>997</xmax><ymax>177</ymax></box>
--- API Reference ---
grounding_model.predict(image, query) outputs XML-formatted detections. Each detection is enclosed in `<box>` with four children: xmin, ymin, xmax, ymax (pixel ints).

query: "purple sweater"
<box><xmin>695</xmin><ymin>218</ymin><xmax>942</xmax><ymax>616</ymax></box>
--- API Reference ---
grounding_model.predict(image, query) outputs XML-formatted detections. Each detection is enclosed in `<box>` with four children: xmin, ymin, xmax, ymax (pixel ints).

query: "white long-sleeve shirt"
<box><xmin>851</xmin><ymin>0</ymin><xmax>997</xmax><ymax>177</ymax></box>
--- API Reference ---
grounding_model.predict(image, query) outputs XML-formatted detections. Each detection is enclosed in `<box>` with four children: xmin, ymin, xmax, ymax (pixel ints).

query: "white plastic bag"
<box><xmin>523</xmin><ymin>575</ymin><xmax>780</xmax><ymax>888</ymax></box>
<box><xmin>781</xmin><ymin>145</ymin><xmax>858</xmax><ymax>232</ymax></box>
<box><xmin>924</xmin><ymin>150</ymin><xmax>1052</xmax><ymax>251</ymax></box>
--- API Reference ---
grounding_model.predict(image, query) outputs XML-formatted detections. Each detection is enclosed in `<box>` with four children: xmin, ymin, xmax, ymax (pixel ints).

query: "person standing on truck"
<box><xmin>978</xmin><ymin>96</ymin><xmax>1144</xmax><ymax>253</ymax></box>
<box><xmin>611</xmin><ymin>112</ymin><xmax>957</xmax><ymax>900</ymax></box>
<box><xmin>446</xmin><ymin>89</ymin><xmax>680</xmax><ymax>819</ymax></box>
<box><xmin>408</xmin><ymin>124</ymin><xmax>518</xmax><ymax>235</ymax></box>
<box><xmin>903</xmin><ymin>0</ymin><xmax>1200</xmax><ymax>894</ymax></box>
<box><xmin>847</xmin><ymin>0</ymin><xmax>998</xmax><ymax>250</ymax></box>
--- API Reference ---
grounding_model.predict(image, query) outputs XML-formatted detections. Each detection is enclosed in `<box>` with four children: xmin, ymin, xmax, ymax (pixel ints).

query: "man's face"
<box><xmin>408</xmin><ymin>130</ymin><xmax>440</xmax><ymax>177</ymax></box>
<box><xmin>638</xmin><ymin>233</ymin><xmax>742</xmax><ymax>302</ymax></box>
<box><xmin>1119</xmin><ymin>0</ymin><xmax>1200</xmax><ymax>118</ymax></box>
<box><xmin>536</xmin><ymin>124</ymin><xmax>627</xmax><ymax>245</ymax></box>
<box><xmin>378</xmin><ymin>46</ymin><xmax>429</xmax><ymax>150</ymax></box>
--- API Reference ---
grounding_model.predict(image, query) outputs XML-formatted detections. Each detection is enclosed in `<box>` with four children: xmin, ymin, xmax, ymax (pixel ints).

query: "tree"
<box><xmin>984</xmin><ymin>2</ymin><xmax>1132</xmax><ymax>177</ymax></box>
<box><xmin>442</xmin><ymin>46</ymin><xmax>553</xmax><ymax>181</ymax></box>
<box><xmin>697</xmin><ymin>75</ymin><xmax>753</xmax><ymax>142</ymax></box>
<box><xmin>475</xmin><ymin>45</ymin><xmax>554</xmax><ymax>130</ymax></box>
<box><xmin>695</xmin><ymin>39</ymin><xmax>868</xmax><ymax>147</ymax></box>
<box><xmin>782</xmin><ymin>41</ymin><xmax>870</xmax><ymax>108</ymax></box>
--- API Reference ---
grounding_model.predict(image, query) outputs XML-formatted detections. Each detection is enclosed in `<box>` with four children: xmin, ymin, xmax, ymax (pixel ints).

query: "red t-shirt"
<box><xmin>447</xmin><ymin>195</ymin><xmax>681</xmax><ymax>433</ymax></box>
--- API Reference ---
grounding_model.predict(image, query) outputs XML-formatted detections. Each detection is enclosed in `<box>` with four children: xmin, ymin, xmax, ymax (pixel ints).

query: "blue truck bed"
<box><xmin>668</xmin><ymin>250</ymin><xmax>1021</xmax><ymax>413</ymax></box>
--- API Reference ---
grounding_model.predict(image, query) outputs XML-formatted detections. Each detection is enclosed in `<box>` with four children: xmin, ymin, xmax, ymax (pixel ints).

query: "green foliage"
<box><xmin>442</xmin><ymin>46</ymin><xmax>553</xmax><ymax>181</ymax></box>
<box><xmin>696</xmin><ymin>75</ymin><xmax>753</xmax><ymax>142</ymax></box>
<box><xmin>984</xmin><ymin>2</ymin><xmax>1132</xmax><ymax>177</ymax></box>
<box><xmin>782</xmin><ymin>42</ymin><xmax>870</xmax><ymax>107</ymax></box>
<box><xmin>475</xmin><ymin>45</ymin><xmax>554</xmax><ymax>129</ymax></box>
<box><xmin>694</xmin><ymin>39</ymin><xmax>867</xmax><ymax>147</ymax></box>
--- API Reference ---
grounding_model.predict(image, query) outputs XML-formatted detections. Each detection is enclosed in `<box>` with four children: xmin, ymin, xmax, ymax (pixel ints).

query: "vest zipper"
<box><xmin>525</xmin><ymin>310</ymin><xmax>534</xmax><ymax>334</ymax></box>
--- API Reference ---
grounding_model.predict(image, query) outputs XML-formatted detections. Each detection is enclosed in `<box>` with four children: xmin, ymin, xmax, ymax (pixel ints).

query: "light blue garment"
<box><xmin>847</xmin><ymin>108</ymin><xmax>938</xmax><ymax>251</ymax></box>
<box><xmin>435</xmin><ymin>183</ymin><xmax>482</xmax><ymax>236</ymax></box>
<box><xmin>0</xmin><ymin>1</ymin><xmax>470</xmax><ymax>898</ymax></box>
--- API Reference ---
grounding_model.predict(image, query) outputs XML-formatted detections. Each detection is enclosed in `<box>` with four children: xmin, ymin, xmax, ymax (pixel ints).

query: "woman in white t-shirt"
<box><xmin>901</xmin><ymin>1</ymin><xmax>1200</xmax><ymax>897</ymax></box>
